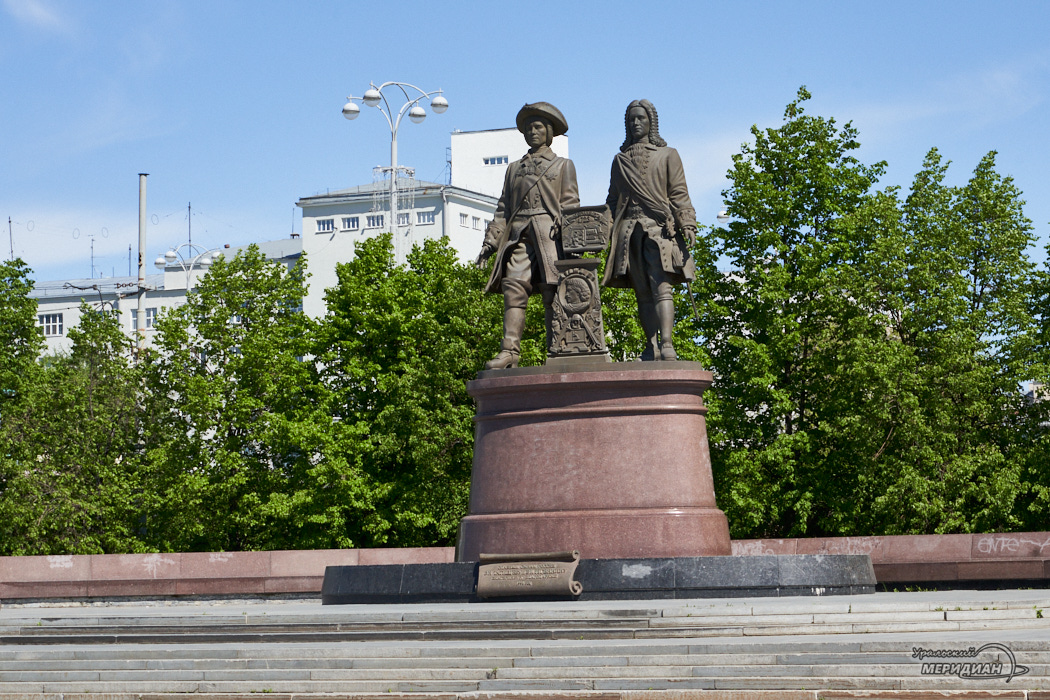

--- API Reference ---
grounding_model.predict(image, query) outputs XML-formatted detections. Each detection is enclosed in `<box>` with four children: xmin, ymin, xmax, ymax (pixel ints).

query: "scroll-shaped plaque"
<box><xmin>476</xmin><ymin>550</ymin><xmax>582</xmax><ymax>598</ymax></box>
<box><xmin>560</xmin><ymin>206</ymin><xmax>610</xmax><ymax>255</ymax></box>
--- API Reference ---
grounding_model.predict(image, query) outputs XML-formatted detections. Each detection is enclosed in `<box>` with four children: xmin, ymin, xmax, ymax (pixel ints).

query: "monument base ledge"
<box><xmin>321</xmin><ymin>554</ymin><xmax>876</xmax><ymax>604</ymax></box>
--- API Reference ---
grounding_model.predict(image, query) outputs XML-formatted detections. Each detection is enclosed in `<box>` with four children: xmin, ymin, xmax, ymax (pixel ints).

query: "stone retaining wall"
<box><xmin>2</xmin><ymin>531</ymin><xmax>1048</xmax><ymax>600</ymax></box>
<box><xmin>0</xmin><ymin>547</ymin><xmax>455</xmax><ymax>599</ymax></box>
<box><xmin>732</xmin><ymin>532</ymin><xmax>1050</xmax><ymax>585</ymax></box>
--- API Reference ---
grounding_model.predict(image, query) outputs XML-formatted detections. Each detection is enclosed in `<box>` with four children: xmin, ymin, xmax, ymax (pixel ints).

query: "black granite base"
<box><xmin>321</xmin><ymin>555</ymin><xmax>876</xmax><ymax>604</ymax></box>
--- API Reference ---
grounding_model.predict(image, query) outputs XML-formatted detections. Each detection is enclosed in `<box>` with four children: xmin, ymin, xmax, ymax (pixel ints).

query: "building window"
<box><xmin>342</xmin><ymin>217</ymin><xmax>359</xmax><ymax>230</ymax></box>
<box><xmin>397</xmin><ymin>212</ymin><xmax>411</xmax><ymax>226</ymax></box>
<box><xmin>472</xmin><ymin>216</ymin><xmax>481</xmax><ymax>230</ymax></box>
<box><xmin>38</xmin><ymin>313</ymin><xmax>63</xmax><ymax>336</ymax></box>
<box><xmin>366</xmin><ymin>214</ymin><xmax>384</xmax><ymax>228</ymax></box>
<box><xmin>417</xmin><ymin>211</ymin><xmax>435</xmax><ymax>225</ymax></box>
<box><xmin>460</xmin><ymin>213</ymin><xmax>469</xmax><ymax>227</ymax></box>
<box><xmin>483</xmin><ymin>155</ymin><xmax>509</xmax><ymax>165</ymax></box>
<box><xmin>316</xmin><ymin>218</ymin><xmax>334</xmax><ymax>233</ymax></box>
<box><xmin>131</xmin><ymin>307</ymin><xmax>158</xmax><ymax>331</ymax></box>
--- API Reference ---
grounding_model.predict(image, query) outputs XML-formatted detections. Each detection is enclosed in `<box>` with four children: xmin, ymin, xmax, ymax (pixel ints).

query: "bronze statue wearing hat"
<box><xmin>476</xmin><ymin>102</ymin><xmax>580</xmax><ymax>369</ymax></box>
<box><xmin>602</xmin><ymin>99</ymin><xmax>697</xmax><ymax>361</ymax></box>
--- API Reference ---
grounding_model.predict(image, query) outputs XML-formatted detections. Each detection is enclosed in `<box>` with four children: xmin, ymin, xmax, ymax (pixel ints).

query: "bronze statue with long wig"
<box><xmin>602</xmin><ymin>99</ymin><xmax>697</xmax><ymax>361</ymax></box>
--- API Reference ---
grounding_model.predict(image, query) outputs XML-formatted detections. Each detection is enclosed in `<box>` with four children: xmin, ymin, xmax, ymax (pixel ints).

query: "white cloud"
<box><xmin>2</xmin><ymin>0</ymin><xmax>74</xmax><ymax>34</ymax></box>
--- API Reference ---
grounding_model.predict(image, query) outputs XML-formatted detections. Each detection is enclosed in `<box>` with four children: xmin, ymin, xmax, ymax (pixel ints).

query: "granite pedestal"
<box><xmin>456</xmin><ymin>361</ymin><xmax>731</xmax><ymax>562</ymax></box>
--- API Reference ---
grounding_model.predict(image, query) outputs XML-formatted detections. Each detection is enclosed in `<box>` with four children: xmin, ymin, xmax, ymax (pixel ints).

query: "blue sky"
<box><xmin>2</xmin><ymin>0</ymin><xmax>1048</xmax><ymax>282</ymax></box>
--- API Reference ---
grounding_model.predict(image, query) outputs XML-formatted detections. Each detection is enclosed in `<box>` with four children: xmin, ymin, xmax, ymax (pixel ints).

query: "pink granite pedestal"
<box><xmin>457</xmin><ymin>361</ymin><xmax>731</xmax><ymax>562</ymax></box>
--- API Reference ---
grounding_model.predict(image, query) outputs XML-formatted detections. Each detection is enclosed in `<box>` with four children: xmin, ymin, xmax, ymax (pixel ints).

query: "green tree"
<box><xmin>142</xmin><ymin>245</ymin><xmax>333</xmax><ymax>551</ymax></box>
<box><xmin>699</xmin><ymin>87</ymin><xmax>887</xmax><ymax>538</ymax></box>
<box><xmin>0</xmin><ymin>259</ymin><xmax>42</xmax><ymax>409</ymax></box>
<box><xmin>0</xmin><ymin>305</ymin><xmax>146</xmax><ymax>555</ymax></box>
<box><xmin>701</xmin><ymin>86</ymin><xmax>1040</xmax><ymax>538</ymax></box>
<box><xmin>862</xmin><ymin>149</ymin><xmax>1037</xmax><ymax>535</ymax></box>
<box><xmin>319</xmin><ymin>234</ymin><xmax>501</xmax><ymax>547</ymax></box>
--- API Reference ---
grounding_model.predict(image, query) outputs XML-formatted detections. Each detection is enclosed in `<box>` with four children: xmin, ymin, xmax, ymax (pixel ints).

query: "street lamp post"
<box><xmin>342</xmin><ymin>81</ymin><xmax>448</xmax><ymax>264</ymax></box>
<box><xmin>155</xmin><ymin>243</ymin><xmax>220</xmax><ymax>291</ymax></box>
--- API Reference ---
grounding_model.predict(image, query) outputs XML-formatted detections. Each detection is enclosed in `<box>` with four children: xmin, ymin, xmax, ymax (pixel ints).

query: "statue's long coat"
<box><xmin>602</xmin><ymin>143</ymin><xmax>696</xmax><ymax>289</ymax></box>
<box><xmin>483</xmin><ymin>147</ymin><xmax>579</xmax><ymax>294</ymax></box>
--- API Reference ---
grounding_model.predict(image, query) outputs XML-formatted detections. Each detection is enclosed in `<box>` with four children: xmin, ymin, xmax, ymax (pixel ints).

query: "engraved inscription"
<box><xmin>476</xmin><ymin>550</ymin><xmax>583</xmax><ymax>598</ymax></box>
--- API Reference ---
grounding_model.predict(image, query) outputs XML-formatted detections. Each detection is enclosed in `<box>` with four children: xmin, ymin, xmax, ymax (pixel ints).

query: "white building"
<box><xmin>30</xmin><ymin>237</ymin><xmax>302</xmax><ymax>355</ymax></box>
<box><xmin>450</xmin><ymin>127</ymin><xmax>569</xmax><ymax>198</ymax></box>
<box><xmin>297</xmin><ymin>127</ymin><xmax>569</xmax><ymax>319</ymax></box>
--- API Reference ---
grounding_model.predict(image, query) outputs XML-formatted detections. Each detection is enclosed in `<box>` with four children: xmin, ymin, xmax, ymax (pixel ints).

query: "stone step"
<box><xmin>0</xmin><ymin>593</ymin><xmax>1045</xmax><ymax>696</ymax></box>
<box><xmin>2</xmin><ymin>616</ymin><xmax>1044</xmax><ymax>645</ymax></box>
<box><xmin>0</xmin><ymin>674</ymin><xmax>1046</xmax><ymax>694</ymax></box>
<box><xmin>3</xmin><ymin>596</ymin><xmax>1047</xmax><ymax>628</ymax></box>
<box><xmin>1</xmin><ymin>660</ymin><xmax>1046</xmax><ymax>681</ymax></box>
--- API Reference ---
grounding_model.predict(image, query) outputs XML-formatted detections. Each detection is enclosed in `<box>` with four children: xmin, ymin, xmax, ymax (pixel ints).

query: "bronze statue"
<box><xmin>476</xmin><ymin>102</ymin><xmax>580</xmax><ymax>369</ymax></box>
<box><xmin>602</xmin><ymin>99</ymin><xmax>696</xmax><ymax>361</ymax></box>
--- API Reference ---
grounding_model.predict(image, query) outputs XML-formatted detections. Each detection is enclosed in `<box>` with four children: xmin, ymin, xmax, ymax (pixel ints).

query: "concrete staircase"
<box><xmin>0</xmin><ymin>590</ymin><xmax>1047</xmax><ymax>697</ymax></box>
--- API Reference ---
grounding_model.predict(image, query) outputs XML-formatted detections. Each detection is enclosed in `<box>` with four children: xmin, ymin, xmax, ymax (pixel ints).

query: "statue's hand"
<box><xmin>683</xmin><ymin>225</ymin><xmax>697</xmax><ymax>247</ymax></box>
<box><xmin>475</xmin><ymin>245</ymin><xmax>494</xmax><ymax>270</ymax></box>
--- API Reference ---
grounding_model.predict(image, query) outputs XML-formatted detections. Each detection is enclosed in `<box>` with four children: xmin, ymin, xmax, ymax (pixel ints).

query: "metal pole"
<box><xmin>137</xmin><ymin>174</ymin><xmax>148</xmax><ymax>353</ymax></box>
<box><xmin>7</xmin><ymin>217</ymin><xmax>12</xmax><ymax>260</ymax></box>
<box><xmin>390</xmin><ymin>134</ymin><xmax>399</xmax><ymax>263</ymax></box>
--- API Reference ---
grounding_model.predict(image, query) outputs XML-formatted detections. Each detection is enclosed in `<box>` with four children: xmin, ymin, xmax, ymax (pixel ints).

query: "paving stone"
<box><xmin>395</xmin><ymin>680</ymin><xmax>485</xmax><ymax>692</ymax></box>
<box><xmin>635</xmin><ymin>626</ymin><xmax>744</xmax><ymax>638</ymax></box>
<box><xmin>775</xmin><ymin>653</ymin><xmax>916</xmax><ymax>665</ymax></box>
<box><xmin>478</xmin><ymin>678</ymin><xmax>594</xmax><ymax>690</ymax></box>
<box><xmin>350</xmin><ymin>657</ymin><xmax>515</xmax><ymax>669</ymax></box>
<box><xmin>419</xmin><ymin>646</ymin><xmax>534</xmax><ymax>658</ymax></box>
<box><xmin>945</xmin><ymin>609</ymin><xmax>1040</xmax><ymax>620</ymax></box>
<box><xmin>308</xmin><ymin>668</ymin><xmax>488</xmax><ymax>681</ymax></box>
<box><xmin>631</xmin><ymin>654</ymin><xmax>781</xmax><ymax>666</ymax></box>
<box><xmin>955</xmin><ymin>618</ymin><xmax>1050</xmax><ymax>631</ymax></box>
<box><xmin>650</xmin><ymin>614</ymin><xmax>816</xmax><ymax>628</ymax></box>
<box><xmin>0</xmin><ymin>672</ymin><xmax>99</xmax><ymax>682</ymax></box>
<box><xmin>509</xmin><ymin>656</ymin><xmax>631</xmax><ymax>667</ymax></box>
<box><xmin>848</xmin><ymin>621</ymin><xmax>961</xmax><ymax>633</ymax></box>
<box><xmin>742</xmin><ymin>624</ymin><xmax>855</xmax><ymax>636</ymax></box>
<box><xmin>711</xmin><ymin>677</ymin><xmax>900</xmax><ymax>690</ymax></box>
<box><xmin>39</xmin><ymin>681</ymin><xmax>202</xmax><ymax>693</ymax></box>
<box><xmin>812</xmin><ymin>611</ymin><xmax>947</xmax><ymax>624</ymax></box>
<box><xmin>591</xmin><ymin>678</ymin><xmax>716</xmax><ymax>690</ymax></box>
<box><xmin>496</xmin><ymin>665</ymin><xmax>695</xmax><ymax>679</ymax></box>
<box><xmin>532</xmin><ymin>644</ymin><xmax>691</xmax><ymax>657</ymax></box>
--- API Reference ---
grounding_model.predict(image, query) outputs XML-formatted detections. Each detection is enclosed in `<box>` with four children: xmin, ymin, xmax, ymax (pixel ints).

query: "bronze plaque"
<box><xmin>476</xmin><ymin>550</ymin><xmax>582</xmax><ymax>598</ymax></box>
<box><xmin>548</xmin><ymin>258</ymin><xmax>608</xmax><ymax>359</ymax></box>
<box><xmin>561</xmin><ymin>206</ymin><xmax>610</xmax><ymax>255</ymax></box>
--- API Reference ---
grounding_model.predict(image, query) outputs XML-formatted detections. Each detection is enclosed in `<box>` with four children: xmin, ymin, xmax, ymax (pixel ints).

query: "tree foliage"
<box><xmin>0</xmin><ymin>89</ymin><xmax>1047</xmax><ymax>554</ymax></box>
<box><xmin>698</xmin><ymin>88</ymin><xmax>1040</xmax><ymax>538</ymax></box>
<box><xmin>319</xmin><ymin>234</ymin><xmax>501</xmax><ymax>546</ymax></box>
<box><xmin>0</xmin><ymin>305</ymin><xmax>145</xmax><ymax>554</ymax></box>
<box><xmin>141</xmin><ymin>245</ymin><xmax>331</xmax><ymax>552</ymax></box>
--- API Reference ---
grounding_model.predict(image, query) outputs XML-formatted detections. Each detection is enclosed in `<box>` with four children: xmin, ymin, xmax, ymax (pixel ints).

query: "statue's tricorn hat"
<box><xmin>516</xmin><ymin>102</ymin><xmax>568</xmax><ymax>137</ymax></box>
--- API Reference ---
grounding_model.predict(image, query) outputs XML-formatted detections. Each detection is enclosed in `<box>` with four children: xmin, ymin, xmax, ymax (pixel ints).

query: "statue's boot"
<box><xmin>542</xmin><ymin>285</ymin><xmax>556</xmax><ymax>353</ymax></box>
<box><xmin>656</xmin><ymin>298</ymin><xmax>677</xmax><ymax>361</ymax></box>
<box><xmin>638</xmin><ymin>300</ymin><xmax>661</xmax><ymax>361</ymax></box>
<box><xmin>486</xmin><ymin>282</ymin><xmax>528</xmax><ymax>370</ymax></box>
